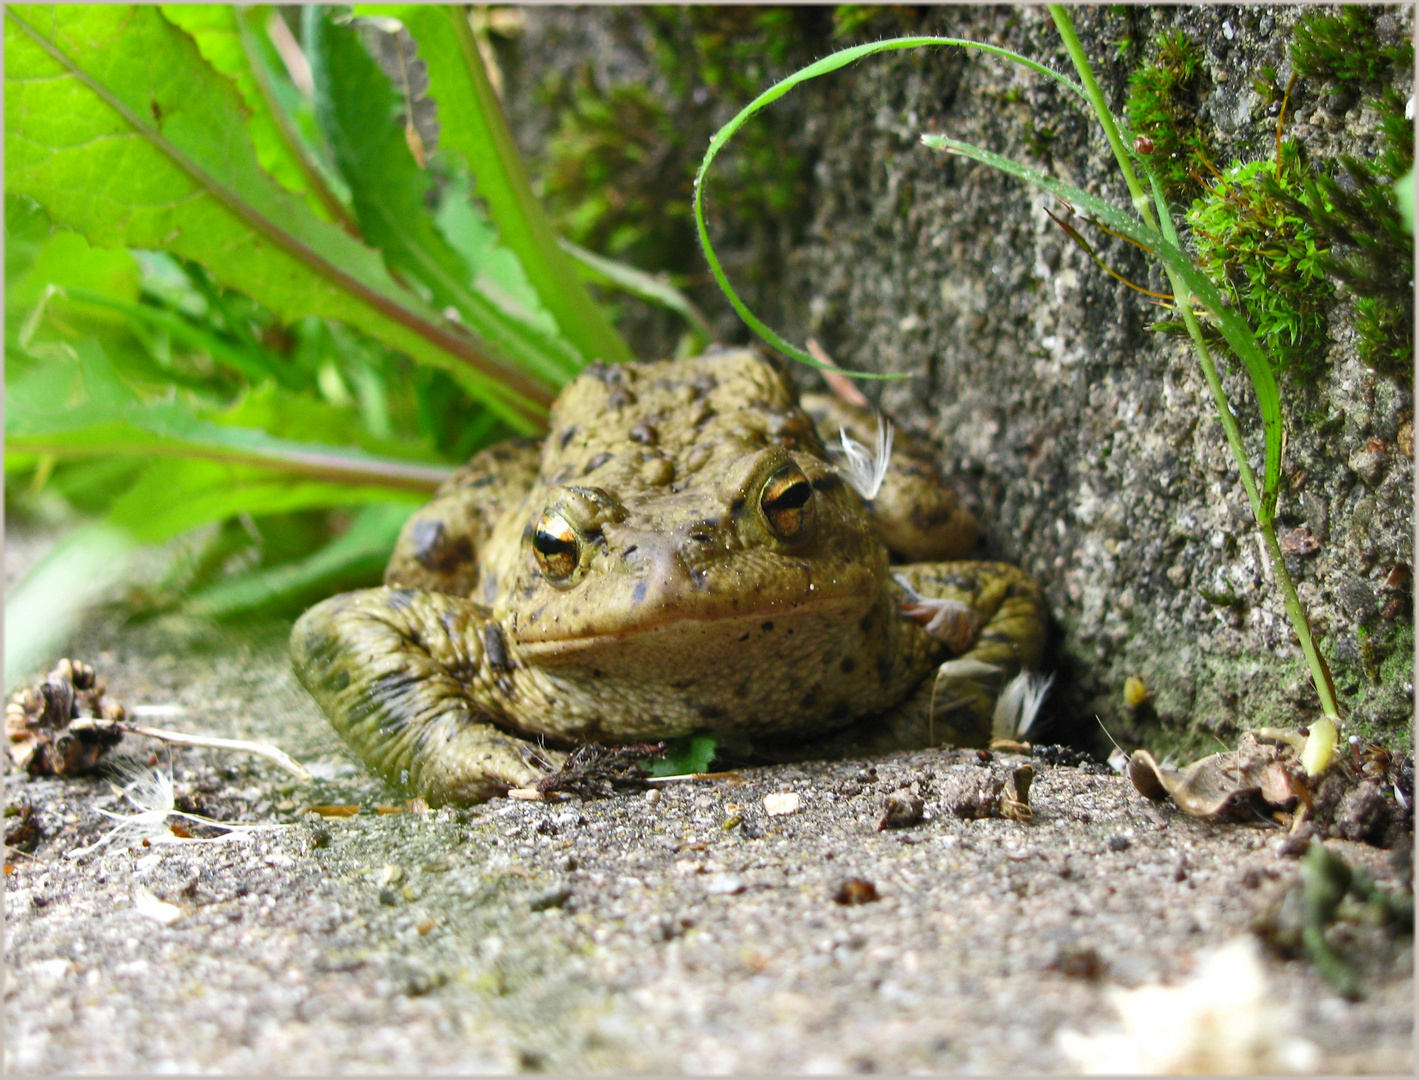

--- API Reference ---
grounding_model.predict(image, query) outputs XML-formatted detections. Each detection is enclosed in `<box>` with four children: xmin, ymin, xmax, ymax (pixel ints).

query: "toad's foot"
<box><xmin>290</xmin><ymin>588</ymin><xmax>563</xmax><ymax>805</ymax></box>
<box><xmin>882</xmin><ymin>561</ymin><xmax>1047</xmax><ymax>749</ymax></box>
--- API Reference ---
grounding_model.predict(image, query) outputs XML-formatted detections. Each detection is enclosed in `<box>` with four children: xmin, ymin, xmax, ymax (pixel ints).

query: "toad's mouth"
<box><xmin>513</xmin><ymin>588</ymin><xmax>872</xmax><ymax>662</ymax></box>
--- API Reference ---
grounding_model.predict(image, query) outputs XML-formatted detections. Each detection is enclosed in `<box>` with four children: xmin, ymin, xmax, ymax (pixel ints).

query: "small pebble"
<box><xmin>764</xmin><ymin>792</ymin><xmax>800</xmax><ymax>816</ymax></box>
<box><xmin>1107</xmin><ymin>835</ymin><xmax>1132</xmax><ymax>852</ymax></box>
<box><xmin>529</xmin><ymin>884</ymin><xmax>573</xmax><ymax>912</ymax></box>
<box><xmin>644</xmin><ymin>789</ymin><xmax>661</xmax><ymax>805</ymax></box>
<box><xmin>833</xmin><ymin>878</ymin><xmax>880</xmax><ymax>905</ymax></box>
<box><xmin>706</xmin><ymin>874</ymin><xmax>746</xmax><ymax>896</ymax></box>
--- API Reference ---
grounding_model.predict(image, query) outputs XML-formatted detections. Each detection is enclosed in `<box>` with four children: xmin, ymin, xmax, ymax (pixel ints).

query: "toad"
<box><xmin>291</xmin><ymin>349</ymin><xmax>1044</xmax><ymax>804</ymax></box>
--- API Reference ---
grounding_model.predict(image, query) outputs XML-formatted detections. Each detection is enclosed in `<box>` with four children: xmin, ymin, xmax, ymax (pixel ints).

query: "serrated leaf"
<box><xmin>7</xmin><ymin>230</ymin><xmax>141</xmax><ymax>327</ymax></box>
<box><xmin>304</xmin><ymin>6</ymin><xmax>582</xmax><ymax>389</ymax></box>
<box><xmin>435</xmin><ymin>173</ymin><xmax>555</xmax><ymax>334</ymax></box>
<box><xmin>4</xmin><ymin>5</ymin><xmax>549</xmax><ymax>428</ymax></box>
<box><xmin>158</xmin><ymin>4</ymin><xmax>312</xmax><ymax>201</ymax></box>
<box><xmin>370</xmin><ymin>3</ymin><xmax>633</xmax><ymax>367</ymax></box>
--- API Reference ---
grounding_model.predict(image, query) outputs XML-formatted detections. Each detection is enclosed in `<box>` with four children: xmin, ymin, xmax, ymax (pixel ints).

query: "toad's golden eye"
<box><xmin>760</xmin><ymin>462</ymin><xmax>815</xmax><ymax>539</ymax></box>
<box><xmin>532</xmin><ymin>511</ymin><xmax>579</xmax><ymax>580</ymax></box>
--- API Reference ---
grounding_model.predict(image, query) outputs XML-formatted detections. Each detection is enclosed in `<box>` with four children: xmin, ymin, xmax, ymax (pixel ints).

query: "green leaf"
<box><xmin>435</xmin><ymin>174</ymin><xmax>554</xmax><ymax>333</ymax></box>
<box><xmin>370</xmin><ymin>3</ymin><xmax>633</xmax><ymax>367</ymax></box>
<box><xmin>4</xmin><ymin>521</ymin><xmax>137</xmax><ymax>692</ymax></box>
<box><xmin>104</xmin><ymin>456</ymin><xmax>418</xmax><ymax>544</ymax></box>
<box><xmin>158</xmin><ymin>4</ymin><xmax>311</xmax><ymax>201</ymax></box>
<box><xmin>181</xmin><ymin>502</ymin><xmax>409</xmax><ymax>618</ymax></box>
<box><xmin>4</xmin><ymin>5</ymin><xmax>550</xmax><ymax>428</ymax></box>
<box><xmin>561</xmin><ymin>238</ymin><xmax>716</xmax><ymax>348</ymax></box>
<box><xmin>7</xmin><ymin>340</ymin><xmax>455</xmax><ymax>493</ymax></box>
<box><xmin>7</xmin><ymin>230</ymin><xmax>141</xmax><ymax>328</ymax></box>
<box><xmin>647</xmin><ymin>734</ymin><xmax>719</xmax><ymax>777</ymax></box>
<box><xmin>694</xmin><ymin>34</ymin><xmax>1087</xmax><ymax>380</ymax></box>
<box><xmin>304</xmin><ymin>6</ymin><xmax>582</xmax><ymax>390</ymax></box>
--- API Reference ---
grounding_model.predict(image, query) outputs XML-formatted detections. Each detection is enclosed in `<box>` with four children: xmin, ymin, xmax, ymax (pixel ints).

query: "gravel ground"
<box><xmin>3</xmin><ymin>606</ymin><xmax>1413</xmax><ymax>1074</ymax></box>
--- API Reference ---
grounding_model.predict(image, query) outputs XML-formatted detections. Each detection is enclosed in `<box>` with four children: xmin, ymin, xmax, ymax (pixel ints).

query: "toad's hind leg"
<box><xmin>290</xmin><ymin>587</ymin><xmax>562</xmax><ymax>805</ymax></box>
<box><xmin>885</xmin><ymin>561</ymin><xmax>1047</xmax><ymax>748</ymax></box>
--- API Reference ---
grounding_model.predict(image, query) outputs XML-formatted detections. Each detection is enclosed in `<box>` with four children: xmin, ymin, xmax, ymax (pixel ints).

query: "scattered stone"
<box><xmin>832</xmin><ymin>878</ymin><xmax>880</xmax><ymax>906</ymax></box>
<box><xmin>763</xmin><ymin>792</ymin><xmax>800</xmax><ymax>817</ymax></box>
<box><xmin>877</xmin><ymin>788</ymin><xmax>925</xmax><ymax>830</ymax></box>
<box><xmin>939</xmin><ymin>773</ymin><xmax>1005</xmax><ymax>820</ymax></box>
<box><xmin>528</xmin><ymin>884</ymin><xmax>573</xmax><ymax>912</ymax></box>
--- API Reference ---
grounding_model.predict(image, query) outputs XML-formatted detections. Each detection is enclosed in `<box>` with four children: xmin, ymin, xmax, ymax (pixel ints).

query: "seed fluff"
<box><xmin>836</xmin><ymin>413</ymin><xmax>893</xmax><ymax>500</ymax></box>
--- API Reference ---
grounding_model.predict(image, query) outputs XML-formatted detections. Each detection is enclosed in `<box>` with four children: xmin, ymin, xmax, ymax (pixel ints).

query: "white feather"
<box><xmin>992</xmin><ymin>670</ymin><xmax>1055</xmax><ymax>739</ymax></box>
<box><xmin>837</xmin><ymin>414</ymin><xmax>894</xmax><ymax>500</ymax></box>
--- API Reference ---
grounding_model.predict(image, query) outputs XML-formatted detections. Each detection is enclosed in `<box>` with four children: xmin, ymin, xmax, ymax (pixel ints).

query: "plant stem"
<box><xmin>1049</xmin><ymin>4</ymin><xmax>1340</xmax><ymax>719</ymax></box>
<box><xmin>1050</xmin><ymin>6</ymin><xmax>1154</xmax><ymax>226</ymax></box>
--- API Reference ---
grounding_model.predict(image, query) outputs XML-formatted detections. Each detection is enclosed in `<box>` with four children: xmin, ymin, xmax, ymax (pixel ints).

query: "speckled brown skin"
<box><xmin>290</xmin><ymin>349</ymin><xmax>1044</xmax><ymax>805</ymax></box>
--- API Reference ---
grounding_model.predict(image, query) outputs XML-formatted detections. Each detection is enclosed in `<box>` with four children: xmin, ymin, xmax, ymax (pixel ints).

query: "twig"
<box><xmin>121</xmin><ymin>724</ymin><xmax>311</xmax><ymax>781</ymax></box>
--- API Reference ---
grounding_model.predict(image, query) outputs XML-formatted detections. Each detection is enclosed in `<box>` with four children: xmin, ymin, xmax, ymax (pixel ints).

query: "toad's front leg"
<box><xmin>290</xmin><ymin>588</ymin><xmax>563</xmax><ymax>805</ymax></box>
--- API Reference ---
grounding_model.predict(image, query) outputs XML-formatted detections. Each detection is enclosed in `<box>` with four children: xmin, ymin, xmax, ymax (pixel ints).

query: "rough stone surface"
<box><xmin>503</xmin><ymin>5</ymin><xmax>1415</xmax><ymax>755</ymax></box>
<box><xmin>3</xmin><ymin>609</ymin><xmax>1412</xmax><ymax>1073</ymax></box>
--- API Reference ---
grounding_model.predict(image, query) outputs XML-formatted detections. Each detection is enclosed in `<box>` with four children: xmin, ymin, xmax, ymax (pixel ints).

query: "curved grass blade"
<box><xmin>695</xmin><ymin>35</ymin><xmax>1088</xmax><ymax>378</ymax></box>
<box><xmin>4</xmin><ymin>5</ymin><xmax>549</xmax><ymax>429</ymax></box>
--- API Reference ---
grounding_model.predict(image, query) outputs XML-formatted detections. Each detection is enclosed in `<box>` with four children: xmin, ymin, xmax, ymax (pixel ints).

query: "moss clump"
<box><xmin>1185</xmin><ymin>142</ymin><xmax>1334</xmax><ymax>383</ymax></box>
<box><xmin>1285</xmin><ymin>7</ymin><xmax>1414</xmax><ymax>381</ymax></box>
<box><xmin>1125</xmin><ymin>30</ymin><xmax>1213</xmax><ymax>204</ymax></box>
<box><xmin>830</xmin><ymin>5</ymin><xmax>924</xmax><ymax>40</ymax></box>
<box><xmin>1290</xmin><ymin>5</ymin><xmax>1413</xmax><ymax>86</ymax></box>
<box><xmin>534</xmin><ymin>7</ymin><xmax>820</xmax><ymax>278</ymax></box>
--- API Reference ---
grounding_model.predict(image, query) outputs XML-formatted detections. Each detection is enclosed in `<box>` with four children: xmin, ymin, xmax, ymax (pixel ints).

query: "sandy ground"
<box><xmin>3</xmin><ymin>596</ymin><xmax>1412</xmax><ymax>1075</ymax></box>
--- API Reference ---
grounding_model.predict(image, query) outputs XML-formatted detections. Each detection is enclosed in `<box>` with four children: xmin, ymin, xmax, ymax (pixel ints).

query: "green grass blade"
<box><xmin>694</xmin><ymin>35</ymin><xmax>1088</xmax><ymax>377</ymax></box>
<box><xmin>377</xmin><ymin>3</ymin><xmax>634</xmax><ymax>368</ymax></box>
<box><xmin>4</xmin><ymin>5</ymin><xmax>549</xmax><ymax>428</ymax></box>
<box><xmin>57</xmin><ymin>286</ymin><xmax>287</xmax><ymax>386</ymax></box>
<box><xmin>7</xmin><ymin>341</ymin><xmax>454</xmax><ymax>493</ymax></box>
<box><xmin>922</xmin><ymin>133</ymin><xmax>1283</xmax><ymax>503</ymax></box>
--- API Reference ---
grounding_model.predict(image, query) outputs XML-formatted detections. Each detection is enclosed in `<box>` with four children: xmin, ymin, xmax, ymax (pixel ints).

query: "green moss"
<box><xmin>1185</xmin><ymin>142</ymin><xmax>1334</xmax><ymax>383</ymax></box>
<box><xmin>831</xmin><ymin>4</ymin><xmax>924</xmax><ymax>39</ymax></box>
<box><xmin>1284</xmin><ymin>6</ymin><xmax>1415</xmax><ymax>380</ymax></box>
<box><xmin>1124</xmin><ymin>29</ymin><xmax>1212</xmax><ymax>204</ymax></box>
<box><xmin>1291</xmin><ymin>5</ymin><xmax>1413</xmax><ymax>86</ymax></box>
<box><xmin>533</xmin><ymin>7</ymin><xmax>818</xmax><ymax>281</ymax></box>
<box><xmin>1292</xmin><ymin>151</ymin><xmax>1413</xmax><ymax>383</ymax></box>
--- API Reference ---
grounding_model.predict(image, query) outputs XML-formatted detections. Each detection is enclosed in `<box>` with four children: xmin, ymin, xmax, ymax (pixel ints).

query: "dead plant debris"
<box><xmin>1128</xmin><ymin>729</ymin><xmax>1412</xmax><ymax>847</ymax></box>
<box><xmin>534</xmin><ymin>742</ymin><xmax>667</xmax><ymax>800</ymax></box>
<box><xmin>7</xmin><ymin>658</ymin><xmax>310</xmax><ymax>780</ymax></box>
<box><xmin>7</xmin><ymin>659</ymin><xmax>125</xmax><ymax>776</ymax></box>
